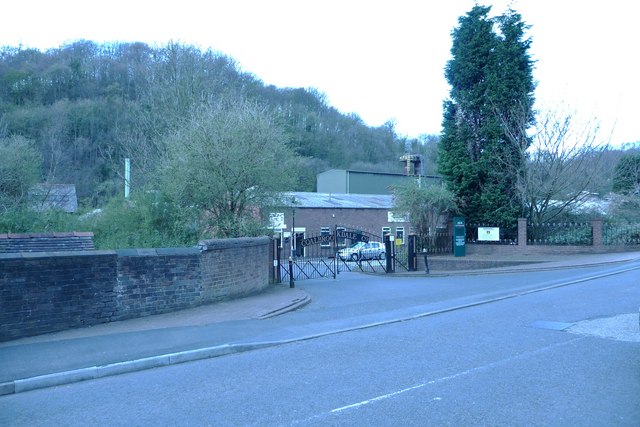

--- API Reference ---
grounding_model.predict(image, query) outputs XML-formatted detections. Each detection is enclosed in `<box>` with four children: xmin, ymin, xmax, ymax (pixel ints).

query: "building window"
<box><xmin>320</xmin><ymin>227</ymin><xmax>331</xmax><ymax>248</ymax></box>
<box><xmin>336</xmin><ymin>226</ymin><xmax>346</xmax><ymax>247</ymax></box>
<box><xmin>396</xmin><ymin>227</ymin><xmax>405</xmax><ymax>244</ymax></box>
<box><xmin>382</xmin><ymin>227</ymin><xmax>391</xmax><ymax>239</ymax></box>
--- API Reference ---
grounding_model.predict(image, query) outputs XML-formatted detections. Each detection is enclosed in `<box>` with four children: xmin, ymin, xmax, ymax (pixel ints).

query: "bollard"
<box><xmin>423</xmin><ymin>250</ymin><xmax>429</xmax><ymax>274</ymax></box>
<box><xmin>289</xmin><ymin>257</ymin><xmax>295</xmax><ymax>288</ymax></box>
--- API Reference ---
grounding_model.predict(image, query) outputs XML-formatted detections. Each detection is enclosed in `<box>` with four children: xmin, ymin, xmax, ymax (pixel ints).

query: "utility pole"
<box><xmin>124</xmin><ymin>158</ymin><xmax>131</xmax><ymax>198</ymax></box>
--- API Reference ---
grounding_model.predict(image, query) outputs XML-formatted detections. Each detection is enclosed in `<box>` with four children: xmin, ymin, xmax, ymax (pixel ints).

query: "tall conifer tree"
<box><xmin>438</xmin><ymin>6</ymin><xmax>535</xmax><ymax>225</ymax></box>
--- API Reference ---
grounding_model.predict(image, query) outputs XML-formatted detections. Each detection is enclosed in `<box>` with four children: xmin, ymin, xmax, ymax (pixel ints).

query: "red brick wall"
<box><xmin>0</xmin><ymin>238</ymin><xmax>270</xmax><ymax>341</ymax></box>
<box><xmin>466</xmin><ymin>243</ymin><xmax>640</xmax><ymax>256</ymax></box>
<box><xmin>281</xmin><ymin>207</ymin><xmax>411</xmax><ymax>239</ymax></box>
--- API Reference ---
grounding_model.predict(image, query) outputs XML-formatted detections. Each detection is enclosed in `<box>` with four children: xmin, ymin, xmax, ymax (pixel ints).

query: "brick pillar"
<box><xmin>591</xmin><ymin>219</ymin><xmax>603</xmax><ymax>246</ymax></box>
<box><xmin>518</xmin><ymin>218</ymin><xmax>527</xmax><ymax>246</ymax></box>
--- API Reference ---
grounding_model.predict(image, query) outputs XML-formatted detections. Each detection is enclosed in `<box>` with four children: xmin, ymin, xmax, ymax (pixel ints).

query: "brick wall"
<box><xmin>114</xmin><ymin>248</ymin><xmax>203</xmax><ymax>321</ymax></box>
<box><xmin>417</xmin><ymin>255</ymin><xmax>541</xmax><ymax>272</ymax></box>
<box><xmin>0</xmin><ymin>251</ymin><xmax>117</xmax><ymax>340</ymax></box>
<box><xmin>0</xmin><ymin>237</ymin><xmax>271</xmax><ymax>342</ymax></box>
<box><xmin>199</xmin><ymin>237</ymin><xmax>271</xmax><ymax>301</ymax></box>
<box><xmin>466</xmin><ymin>243</ymin><xmax>640</xmax><ymax>256</ymax></box>
<box><xmin>290</xmin><ymin>208</ymin><xmax>410</xmax><ymax>238</ymax></box>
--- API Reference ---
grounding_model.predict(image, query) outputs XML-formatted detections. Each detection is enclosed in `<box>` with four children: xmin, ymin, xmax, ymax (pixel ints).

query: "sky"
<box><xmin>2</xmin><ymin>0</ymin><xmax>639</xmax><ymax>146</ymax></box>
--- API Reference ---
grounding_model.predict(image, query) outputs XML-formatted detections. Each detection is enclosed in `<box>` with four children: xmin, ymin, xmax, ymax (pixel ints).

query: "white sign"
<box><xmin>388</xmin><ymin>211</ymin><xmax>408</xmax><ymax>223</ymax></box>
<box><xmin>478</xmin><ymin>227</ymin><xmax>500</xmax><ymax>242</ymax></box>
<box><xmin>269</xmin><ymin>212</ymin><xmax>285</xmax><ymax>229</ymax></box>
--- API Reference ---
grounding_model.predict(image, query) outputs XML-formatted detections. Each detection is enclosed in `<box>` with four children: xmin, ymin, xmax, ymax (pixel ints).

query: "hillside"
<box><xmin>0</xmin><ymin>41</ymin><xmax>435</xmax><ymax>207</ymax></box>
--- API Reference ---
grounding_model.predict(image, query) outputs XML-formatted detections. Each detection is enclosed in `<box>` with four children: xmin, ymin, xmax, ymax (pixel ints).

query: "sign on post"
<box><xmin>453</xmin><ymin>216</ymin><xmax>466</xmax><ymax>257</ymax></box>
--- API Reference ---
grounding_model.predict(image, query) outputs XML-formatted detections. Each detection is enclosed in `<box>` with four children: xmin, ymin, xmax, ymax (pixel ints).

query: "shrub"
<box><xmin>85</xmin><ymin>192</ymin><xmax>199</xmax><ymax>249</ymax></box>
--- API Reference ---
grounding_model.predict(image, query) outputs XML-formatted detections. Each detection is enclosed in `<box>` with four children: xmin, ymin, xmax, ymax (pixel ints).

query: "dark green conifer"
<box><xmin>438</xmin><ymin>6</ymin><xmax>535</xmax><ymax>225</ymax></box>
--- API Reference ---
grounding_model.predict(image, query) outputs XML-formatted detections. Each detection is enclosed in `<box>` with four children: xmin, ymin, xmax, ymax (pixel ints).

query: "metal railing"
<box><xmin>466</xmin><ymin>224</ymin><xmax>518</xmax><ymax>245</ymax></box>
<box><xmin>416</xmin><ymin>230</ymin><xmax>452</xmax><ymax>255</ymax></box>
<box><xmin>603</xmin><ymin>223</ymin><xmax>640</xmax><ymax>246</ymax></box>
<box><xmin>527</xmin><ymin>222</ymin><xmax>592</xmax><ymax>246</ymax></box>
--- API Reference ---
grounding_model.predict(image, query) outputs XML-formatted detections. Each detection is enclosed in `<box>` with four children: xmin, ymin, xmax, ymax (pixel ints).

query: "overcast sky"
<box><xmin>3</xmin><ymin>0</ymin><xmax>639</xmax><ymax>146</ymax></box>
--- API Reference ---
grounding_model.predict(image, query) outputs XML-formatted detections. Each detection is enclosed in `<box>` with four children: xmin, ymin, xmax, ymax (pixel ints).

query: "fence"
<box><xmin>527</xmin><ymin>222</ymin><xmax>593</xmax><ymax>246</ymax></box>
<box><xmin>416</xmin><ymin>229</ymin><xmax>452</xmax><ymax>255</ymax></box>
<box><xmin>410</xmin><ymin>219</ymin><xmax>640</xmax><ymax>255</ymax></box>
<box><xmin>603</xmin><ymin>222</ymin><xmax>640</xmax><ymax>246</ymax></box>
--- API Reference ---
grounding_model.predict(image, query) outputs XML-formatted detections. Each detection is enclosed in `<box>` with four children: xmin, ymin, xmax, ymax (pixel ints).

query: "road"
<box><xmin>2</xmin><ymin>261</ymin><xmax>639</xmax><ymax>426</ymax></box>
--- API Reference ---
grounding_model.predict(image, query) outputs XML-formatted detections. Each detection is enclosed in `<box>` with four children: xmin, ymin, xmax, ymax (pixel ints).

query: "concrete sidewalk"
<box><xmin>0</xmin><ymin>285</ymin><xmax>311</xmax><ymax>394</ymax></box>
<box><xmin>403</xmin><ymin>251</ymin><xmax>640</xmax><ymax>276</ymax></box>
<box><xmin>1</xmin><ymin>251</ymin><xmax>639</xmax><ymax>396</ymax></box>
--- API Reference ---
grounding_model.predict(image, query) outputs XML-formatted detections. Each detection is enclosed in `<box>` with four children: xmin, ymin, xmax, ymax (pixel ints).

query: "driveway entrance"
<box><xmin>272</xmin><ymin>226</ymin><xmax>417</xmax><ymax>283</ymax></box>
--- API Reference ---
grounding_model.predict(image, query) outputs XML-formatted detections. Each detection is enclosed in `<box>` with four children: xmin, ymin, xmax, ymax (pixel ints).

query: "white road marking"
<box><xmin>330</xmin><ymin>336</ymin><xmax>586</xmax><ymax>414</ymax></box>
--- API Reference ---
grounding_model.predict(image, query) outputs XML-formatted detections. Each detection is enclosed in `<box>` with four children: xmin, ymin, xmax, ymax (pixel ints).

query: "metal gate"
<box><xmin>335</xmin><ymin>227</ymin><xmax>388</xmax><ymax>274</ymax></box>
<box><xmin>272</xmin><ymin>230</ymin><xmax>337</xmax><ymax>284</ymax></box>
<box><xmin>336</xmin><ymin>228</ymin><xmax>418</xmax><ymax>274</ymax></box>
<box><xmin>272</xmin><ymin>226</ymin><xmax>418</xmax><ymax>284</ymax></box>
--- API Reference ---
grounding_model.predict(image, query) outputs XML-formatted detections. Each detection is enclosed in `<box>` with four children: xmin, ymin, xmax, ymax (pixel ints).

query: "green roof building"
<box><xmin>316</xmin><ymin>169</ymin><xmax>441</xmax><ymax>195</ymax></box>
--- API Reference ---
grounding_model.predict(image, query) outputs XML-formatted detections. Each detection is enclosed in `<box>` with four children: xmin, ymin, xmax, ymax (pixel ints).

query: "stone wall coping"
<box><xmin>116</xmin><ymin>247</ymin><xmax>200</xmax><ymax>257</ymax></box>
<box><xmin>0</xmin><ymin>250</ymin><xmax>115</xmax><ymax>260</ymax></box>
<box><xmin>198</xmin><ymin>236</ymin><xmax>270</xmax><ymax>252</ymax></box>
<box><xmin>0</xmin><ymin>232</ymin><xmax>94</xmax><ymax>239</ymax></box>
<box><xmin>0</xmin><ymin>242</ymin><xmax>264</xmax><ymax>258</ymax></box>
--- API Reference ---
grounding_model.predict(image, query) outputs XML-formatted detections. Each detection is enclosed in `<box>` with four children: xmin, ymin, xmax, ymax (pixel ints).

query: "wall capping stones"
<box><xmin>0</xmin><ymin>250</ymin><xmax>115</xmax><ymax>260</ymax></box>
<box><xmin>0</xmin><ymin>232</ymin><xmax>95</xmax><ymax>253</ymax></box>
<box><xmin>198</xmin><ymin>236</ymin><xmax>271</xmax><ymax>251</ymax></box>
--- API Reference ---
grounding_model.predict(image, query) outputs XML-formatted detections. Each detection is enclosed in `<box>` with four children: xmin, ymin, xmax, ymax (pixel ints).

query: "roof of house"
<box><xmin>283</xmin><ymin>192</ymin><xmax>394</xmax><ymax>209</ymax></box>
<box><xmin>29</xmin><ymin>184</ymin><xmax>78</xmax><ymax>213</ymax></box>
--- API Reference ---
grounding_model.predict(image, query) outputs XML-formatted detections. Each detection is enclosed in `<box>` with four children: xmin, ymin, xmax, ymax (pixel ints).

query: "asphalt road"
<box><xmin>2</xmin><ymin>262</ymin><xmax>639</xmax><ymax>426</ymax></box>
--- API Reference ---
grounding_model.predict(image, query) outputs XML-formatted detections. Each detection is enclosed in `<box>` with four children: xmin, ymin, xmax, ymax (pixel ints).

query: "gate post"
<box><xmin>276</xmin><ymin>237</ymin><xmax>282</xmax><ymax>283</ymax></box>
<box><xmin>334</xmin><ymin>224</ymin><xmax>339</xmax><ymax>276</ymax></box>
<box><xmin>518</xmin><ymin>218</ymin><xmax>527</xmax><ymax>247</ymax></box>
<box><xmin>289</xmin><ymin>257</ymin><xmax>295</xmax><ymax>288</ymax></box>
<box><xmin>408</xmin><ymin>234</ymin><xmax>417</xmax><ymax>272</ymax></box>
<box><xmin>384</xmin><ymin>234</ymin><xmax>394</xmax><ymax>273</ymax></box>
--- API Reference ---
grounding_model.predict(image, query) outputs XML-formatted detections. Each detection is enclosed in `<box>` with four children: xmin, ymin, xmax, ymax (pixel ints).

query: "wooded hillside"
<box><xmin>0</xmin><ymin>41</ymin><xmax>432</xmax><ymax>207</ymax></box>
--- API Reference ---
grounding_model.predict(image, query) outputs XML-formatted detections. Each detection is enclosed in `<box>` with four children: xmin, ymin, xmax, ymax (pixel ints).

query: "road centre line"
<box><xmin>329</xmin><ymin>336</ymin><xmax>587</xmax><ymax>414</ymax></box>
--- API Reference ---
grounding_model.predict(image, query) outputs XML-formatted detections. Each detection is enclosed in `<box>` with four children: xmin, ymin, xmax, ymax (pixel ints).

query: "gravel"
<box><xmin>567</xmin><ymin>312</ymin><xmax>640</xmax><ymax>342</ymax></box>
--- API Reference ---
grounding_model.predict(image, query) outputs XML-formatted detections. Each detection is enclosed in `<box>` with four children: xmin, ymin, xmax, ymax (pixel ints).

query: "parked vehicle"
<box><xmin>338</xmin><ymin>241</ymin><xmax>385</xmax><ymax>261</ymax></box>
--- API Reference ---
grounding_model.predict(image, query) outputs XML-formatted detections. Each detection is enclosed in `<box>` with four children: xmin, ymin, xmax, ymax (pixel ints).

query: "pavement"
<box><xmin>1</xmin><ymin>251</ymin><xmax>639</xmax><ymax>396</ymax></box>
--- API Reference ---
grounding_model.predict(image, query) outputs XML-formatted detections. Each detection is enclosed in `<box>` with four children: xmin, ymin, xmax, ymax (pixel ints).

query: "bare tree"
<box><xmin>503</xmin><ymin>108</ymin><xmax>610</xmax><ymax>223</ymax></box>
<box><xmin>159</xmin><ymin>100</ymin><xmax>299</xmax><ymax>238</ymax></box>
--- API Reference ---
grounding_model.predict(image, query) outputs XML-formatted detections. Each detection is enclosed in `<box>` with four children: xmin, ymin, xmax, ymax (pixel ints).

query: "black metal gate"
<box><xmin>271</xmin><ymin>226</ymin><xmax>418</xmax><ymax>284</ymax></box>
<box><xmin>335</xmin><ymin>227</ymin><xmax>388</xmax><ymax>274</ymax></box>
<box><xmin>272</xmin><ymin>230</ymin><xmax>337</xmax><ymax>284</ymax></box>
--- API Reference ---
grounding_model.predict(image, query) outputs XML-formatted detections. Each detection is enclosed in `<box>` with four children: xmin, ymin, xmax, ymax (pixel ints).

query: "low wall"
<box><xmin>417</xmin><ymin>256</ymin><xmax>541</xmax><ymax>272</ymax></box>
<box><xmin>114</xmin><ymin>247</ymin><xmax>203</xmax><ymax>321</ymax></box>
<box><xmin>198</xmin><ymin>238</ymin><xmax>272</xmax><ymax>301</ymax></box>
<box><xmin>0</xmin><ymin>237</ymin><xmax>271</xmax><ymax>341</ymax></box>
<box><xmin>0</xmin><ymin>251</ymin><xmax>118</xmax><ymax>340</ymax></box>
<box><xmin>414</xmin><ymin>243</ymin><xmax>640</xmax><ymax>272</ymax></box>
<box><xmin>465</xmin><ymin>243</ymin><xmax>640</xmax><ymax>256</ymax></box>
